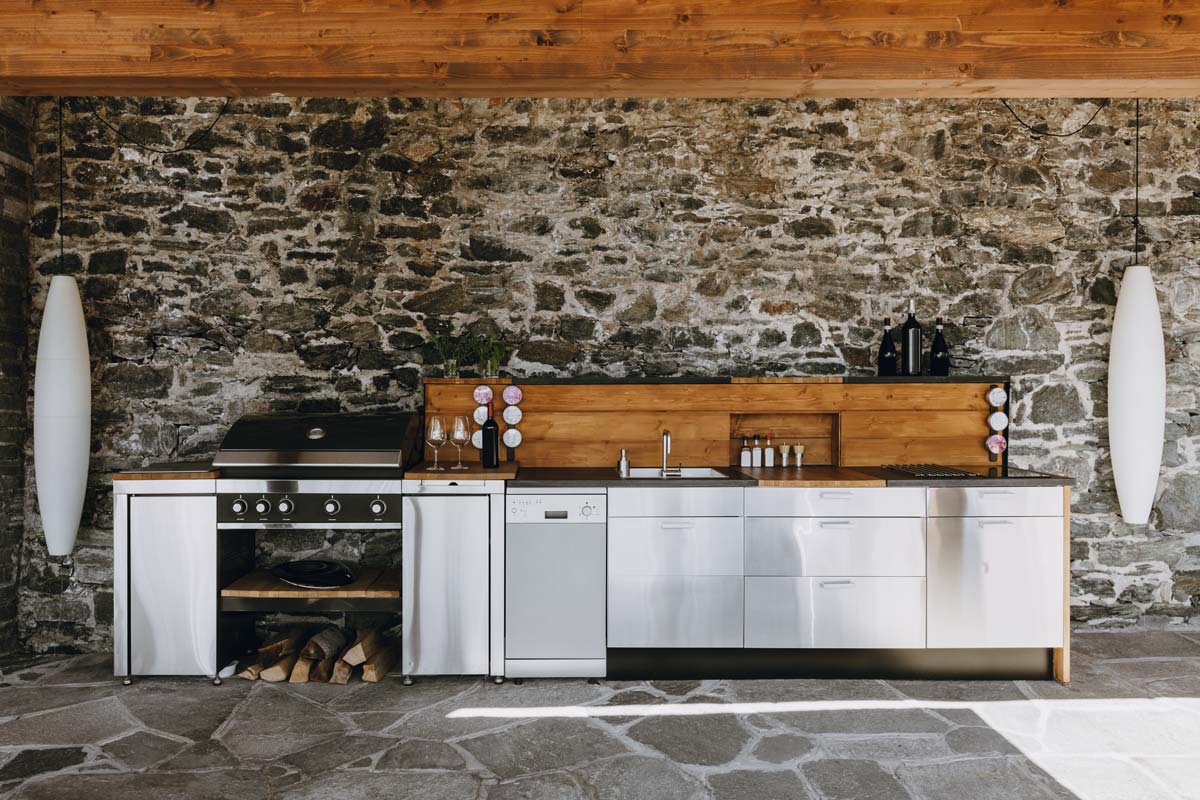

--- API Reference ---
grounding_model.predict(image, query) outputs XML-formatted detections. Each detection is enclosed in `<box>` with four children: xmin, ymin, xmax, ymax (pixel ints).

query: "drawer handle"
<box><xmin>818</xmin><ymin>491</ymin><xmax>853</xmax><ymax>499</ymax></box>
<box><xmin>819</xmin><ymin>580</ymin><xmax>856</xmax><ymax>589</ymax></box>
<box><xmin>976</xmin><ymin>519</ymin><xmax>1014</xmax><ymax>526</ymax></box>
<box><xmin>818</xmin><ymin>519</ymin><xmax>853</xmax><ymax>528</ymax></box>
<box><xmin>659</xmin><ymin>522</ymin><xmax>695</xmax><ymax>530</ymax></box>
<box><xmin>979</xmin><ymin>489</ymin><xmax>1016</xmax><ymax>496</ymax></box>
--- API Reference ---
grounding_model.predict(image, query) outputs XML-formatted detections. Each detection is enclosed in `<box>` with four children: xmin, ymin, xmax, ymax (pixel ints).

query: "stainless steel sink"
<box><xmin>622</xmin><ymin>467</ymin><xmax>730</xmax><ymax>479</ymax></box>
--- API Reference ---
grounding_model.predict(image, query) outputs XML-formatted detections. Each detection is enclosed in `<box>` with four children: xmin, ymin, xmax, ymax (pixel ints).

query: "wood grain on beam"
<box><xmin>1</xmin><ymin>1</ymin><xmax>1197</xmax><ymax>97</ymax></box>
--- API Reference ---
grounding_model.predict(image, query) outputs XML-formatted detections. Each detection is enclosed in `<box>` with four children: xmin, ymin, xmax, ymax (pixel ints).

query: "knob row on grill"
<box><xmin>228</xmin><ymin>496</ymin><xmax>389</xmax><ymax>518</ymax></box>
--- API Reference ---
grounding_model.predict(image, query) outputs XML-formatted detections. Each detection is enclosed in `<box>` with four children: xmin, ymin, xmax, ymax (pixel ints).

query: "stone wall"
<box><xmin>0</xmin><ymin>98</ymin><xmax>31</xmax><ymax>655</ymax></box>
<box><xmin>19</xmin><ymin>96</ymin><xmax>1200</xmax><ymax>652</ymax></box>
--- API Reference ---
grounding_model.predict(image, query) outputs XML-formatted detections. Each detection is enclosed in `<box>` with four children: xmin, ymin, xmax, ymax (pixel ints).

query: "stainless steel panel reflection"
<box><xmin>745</xmin><ymin>487</ymin><xmax>925</xmax><ymax>518</ymax></box>
<box><xmin>927</xmin><ymin>487</ymin><xmax>1065</xmax><ymax>517</ymax></box>
<box><xmin>608</xmin><ymin>517</ymin><xmax>743</xmax><ymax>576</ymax></box>
<box><xmin>744</xmin><ymin>576</ymin><xmax>926</xmax><ymax>648</ymax></box>
<box><xmin>128</xmin><ymin>496</ymin><xmax>217</xmax><ymax>676</ymax></box>
<box><xmin>927</xmin><ymin>516</ymin><xmax>1064</xmax><ymax>648</ymax></box>
<box><xmin>608</xmin><ymin>575</ymin><xmax>743</xmax><ymax>648</ymax></box>
<box><xmin>745</xmin><ymin>517</ymin><xmax>926</xmax><ymax>576</ymax></box>
<box><xmin>402</xmin><ymin>495</ymin><xmax>490</xmax><ymax>675</ymax></box>
<box><xmin>608</xmin><ymin>487</ymin><xmax>744</xmax><ymax>517</ymax></box>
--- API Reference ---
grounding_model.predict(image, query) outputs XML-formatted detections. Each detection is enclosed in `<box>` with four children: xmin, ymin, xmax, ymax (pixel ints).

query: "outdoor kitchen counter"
<box><xmin>854</xmin><ymin>465</ymin><xmax>1075</xmax><ymax>487</ymax></box>
<box><xmin>508</xmin><ymin>466</ymin><xmax>756</xmax><ymax>488</ymax></box>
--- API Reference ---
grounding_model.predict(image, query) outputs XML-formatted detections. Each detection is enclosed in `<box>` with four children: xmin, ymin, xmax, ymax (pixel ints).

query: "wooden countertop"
<box><xmin>732</xmin><ymin>466</ymin><xmax>886</xmax><ymax>487</ymax></box>
<box><xmin>112</xmin><ymin>461</ymin><xmax>219</xmax><ymax>481</ymax></box>
<box><xmin>405</xmin><ymin>461</ymin><xmax>520</xmax><ymax>481</ymax></box>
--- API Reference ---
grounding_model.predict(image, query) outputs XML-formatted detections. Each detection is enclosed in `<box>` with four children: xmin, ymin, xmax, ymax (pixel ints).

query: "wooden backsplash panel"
<box><xmin>423</xmin><ymin>379</ymin><xmax>997</xmax><ymax>468</ymax></box>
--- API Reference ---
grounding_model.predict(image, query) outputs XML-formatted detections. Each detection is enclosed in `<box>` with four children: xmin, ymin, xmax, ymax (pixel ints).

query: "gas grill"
<box><xmin>213</xmin><ymin>412</ymin><xmax>421</xmax><ymax>529</ymax></box>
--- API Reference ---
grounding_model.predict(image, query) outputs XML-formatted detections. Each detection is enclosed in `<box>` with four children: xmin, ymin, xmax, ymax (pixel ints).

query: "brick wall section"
<box><xmin>19</xmin><ymin>96</ymin><xmax>1200</xmax><ymax>652</ymax></box>
<box><xmin>0</xmin><ymin>97</ymin><xmax>32</xmax><ymax>655</ymax></box>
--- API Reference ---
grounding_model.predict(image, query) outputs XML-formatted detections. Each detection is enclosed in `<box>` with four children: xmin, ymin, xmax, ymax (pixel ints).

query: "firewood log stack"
<box><xmin>241</xmin><ymin>626</ymin><xmax>398</xmax><ymax>685</ymax></box>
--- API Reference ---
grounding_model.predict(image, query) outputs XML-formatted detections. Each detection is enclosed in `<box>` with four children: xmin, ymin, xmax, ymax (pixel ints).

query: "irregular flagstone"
<box><xmin>490</xmin><ymin>772</ymin><xmax>584</xmax><ymax>800</ymax></box>
<box><xmin>460</xmin><ymin>718</ymin><xmax>627</xmax><ymax>780</ymax></box>
<box><xmin>946</xmin><ymin>726</ymin><xmax>1020</xmax><ymax>755</ymax></box>
<box><xmin>897</xmin><ymin>757</ymin><xmax>1067</xmax><ymax>800</ymax></box>
<box><xmin>280</xmin><ymin>732</ymin><xmax>394</xmax><ymax>774</ymax></box>
<box><xmin>647</xmin><ymin>680</ymin><xmax>703</xmax><ymax>697</ymax></box>
<box><xmin>0</xmin><ymin>697</ymin><xmax>136</xmax><ymax>746</ymax></box>
<box><xmin>329</xmin><ymin>677</ymin><xmax>476</xmax><ymax>714</ymax></box>
<box><xmin>154</xmin><ymin>739</ymin><xmax>240</xmax><ymax>771</ymax></box>
<box><xmin>725</xmin><ymin>679</ymin><xmax>901</xmax><ymax>704</ymax></box>
<box><xmin>120</xmin><ymin>679</ymin><xmax>253</xmax><ymax>741</ymax></box>
<box><xmin>41</xmin><ymin>655</ymin><xmax>116</xmax><ymax>686</ymax></box>
<box><xmin>0</xmin><ymin>747</ymin><xmax>88</xmax><ymax>782</ymax></box>
<box><xmin>279</xmin><ymin>769</ymin><xmax>482</xmax><ymax>800</ymax></box>
<box><xmin>1072</xmin><ymin>633</ymin><xmax>1200</xmax><ymax>660</ymax></box>
<box><xmin>395</xmin><ymin>679</ymin><xmax>608</xmax><ymax>740</ymax></box>
<box><xmin>11</xmin><ymin>769</ymin><xmax>272</xmax><ymax>799</ymax></box>
<box><xmin>376</xmin><ymin>739</ymin><xmax>466</xmax><ymax>770</ymax></box>
<box><xmin>752</xmin><ymin>733</ymin><xmax>814</xmax><ymax>764</ymax></box>
<box><xmin>885</xmin><ymin>680</ymin><xmax>1028</xmax><ymax>702</ymax></box>
<box><xmin>572</xmin><ymin>755</ymin><xmax>706</xmax><ymax>800</ymax></box>
<box><xmin>218</xmin><ymin>686</ymin><xmax>347</xmax><ymax>761</ymax></box>
<box><xmin>770</xmin><ymin>709</ymin><xmax>949</xmax><ymax>735</ymax></box>
<box><xmin>802</xmin><ymin>758</ymin><xmax>912</xmax><ymax>800</ymax></box>
<box><xmin>0</xmin><ymin>685</ymin><xmax>117</xmax><ymax>718</ymax></box>
<box><xmin>818</xmin><ymin>734</ymin><xmax>951</xmax><ymax>761</ymax></box>
<box><xmin>708</xmin><ymin>769</ymin><xmax>815</xmax><ymax>800</ymax></box>
<box><xmin>626</xmin><ymin>712</ymin><xmax>750</xmax><ymax>766</ymax></box>
<box><xmin>103</xmin><ymin>730</ymin><xmax>188</xmax><ymax>770</ymax></box>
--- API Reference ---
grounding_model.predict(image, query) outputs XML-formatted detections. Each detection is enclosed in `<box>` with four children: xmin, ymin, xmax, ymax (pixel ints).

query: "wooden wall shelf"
<box><xmin>220</xmin><ymin>569</ymin><xmax>401</xmax><ymax>613</ymax></box>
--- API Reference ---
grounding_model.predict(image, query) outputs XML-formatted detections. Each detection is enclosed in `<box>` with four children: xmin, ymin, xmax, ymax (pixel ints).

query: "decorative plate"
<box><xmin>473</xmin><ymin>405</ymin><xmax>489</xmax><ymax>425</ymax></box>
<box><xmin>471</xmin><ymin>430</ymin><xmax>484</xmax><ymax>449</ymax></box>
<box><xmin>502</xmin><ymin>385</ymin><xmax>523</xmax><ymax>405</ymax></box>
<box><xmin>502</xmin><ymin>428</ymin><xmax>523</xmax><ymax>448</ymax></box>
<box><xmin>986</xmin><ymin>386</ymin><xmax>1008</xmax><ymax>408</ymax></box>
<box><xmin>985</xmin><ymin>433</ymin><xmax>1008</xmax><ymax>455</ymax></box>
<box><xmin>502</xmin><ymin>405</ymin><xmax>523</xmax><ymax>425</ymax></box>
<box><xmin>473</xmin><ymin>385</ymin><xmax>494</xmax><ymax>405</ymax></box>
<box><xmin>987</xmin><ymin>410</ymin><xmax>1010</xmax><ymax>432</ymax></box>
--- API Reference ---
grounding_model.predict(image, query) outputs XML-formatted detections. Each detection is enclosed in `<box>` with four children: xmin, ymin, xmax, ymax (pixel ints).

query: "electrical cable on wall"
<box><xmin>998</xmin><ymin>98</ymin><xmax>1110</xmax><ymax>138</ymax></box>
<box><xmin>79</xmin><ymin>96</ymin><xmax>233</xmax><ymax>153</ymax></box>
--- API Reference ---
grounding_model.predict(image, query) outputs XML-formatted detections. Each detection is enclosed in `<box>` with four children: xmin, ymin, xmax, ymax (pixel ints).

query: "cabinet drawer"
<box><xmin>608</xmin><ymin>487</ymin><xmax>743</xmax><ymax>518</ymax></box>
<box><xmin>609</xmin><ymin>517</ymin><xmax>743</xmax><ymax>576</ymax></box>
<box><xmin>608</xmin><ymin>575</ymin><xmax>743</xmax><ymax>648</ymax></box>
<box><xmin>745</xmin><ymin>487</ymin><xmax>925</xmax><ymax>518</ymax></box>
<box><xmin>745</xmin><ymin>517</ymin><xmax>925</xmax><ymax>576</ymax></box>
<box><xmin>927</xmin><ymin>516</ymin><xmax>1064</xmax><ymax>648</ymax></box>
<box><xmin>927</xmin><ymin>487</ymin><xmax>1064</xmax><ymax>517</ymax></box>
<box><xmin>745</xmin><ymin>577</ymin><xmax>926</xmax><ymax>649</ymax></box>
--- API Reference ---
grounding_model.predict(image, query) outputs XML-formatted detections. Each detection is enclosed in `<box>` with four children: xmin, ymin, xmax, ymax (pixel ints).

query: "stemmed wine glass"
<box><xmin>426</xmin><ymin>416</ymin><xmax>447</xmax><ymax>471</ymax></box>
<box><xmin>450</xmin><ymin>416</ymin><xmax>471</xmax><ymax>470</ymax></box>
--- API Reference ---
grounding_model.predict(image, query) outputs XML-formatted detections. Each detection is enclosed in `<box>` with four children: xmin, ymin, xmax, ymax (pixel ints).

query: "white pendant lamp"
<box><xmin>34</xmin><ymin>276</ymin><xmax>91</xmax><ymax>556</ymax></box>
<box><xmin>34</xmin><ymin>98</ymin><xmax>91</xmax><ymax>558</ymax></box>
<box><xmin>1107</xmin><ymin>99</ymin><xmax>1165</xmax><ymax>525</ymax></box>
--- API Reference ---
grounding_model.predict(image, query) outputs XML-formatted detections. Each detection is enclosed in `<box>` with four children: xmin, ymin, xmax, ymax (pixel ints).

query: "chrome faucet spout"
<box><xmin>661</xmin><ymin>430</ymin><xmax>681</xmax><ymax>477</ymax></box>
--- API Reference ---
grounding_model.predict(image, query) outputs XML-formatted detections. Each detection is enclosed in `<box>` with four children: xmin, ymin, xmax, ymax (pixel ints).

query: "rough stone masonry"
<box><xmin>16</xmin><ymin>96</ymin><xmax>1200</xmax><ymax>652</ymax></box>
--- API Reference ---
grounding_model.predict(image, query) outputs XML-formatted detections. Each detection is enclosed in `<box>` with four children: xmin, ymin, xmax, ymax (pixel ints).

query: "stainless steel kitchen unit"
<box><xmin>401</xmin><ymin>478</ymin><xmax>506</xmax><ymax>680</ymax></box>
<box><xmin>505</xmin><ymin>489</ymin><xmax>607</xmax><ymax>678</ymax></box>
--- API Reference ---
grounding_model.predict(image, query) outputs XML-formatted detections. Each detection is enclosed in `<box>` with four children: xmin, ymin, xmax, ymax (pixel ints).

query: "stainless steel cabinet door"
<box><xmin>608</xmin><ymin>575</ymin><xmax>743</xmax><ymax>647</ymax></box>
<box><xmin>608</xmin><ymin>517</ymin><xmax>743</xmax><ymax>576</ymax></box>
<box><xmin>927</xmin><ymin>487</ymin><xmax>1064</xmax><ymax>517</ymax></box>
<box><xmin>745</xmin><ymin>577</ymin><xmax>926</xmax><ymax>648</ymax></box>
<box><xmin>927</xmin><ymin>517</ymin><xmax>1064</xmax><ymax>648</ymax></box>
<box><xmin>402</xmin><ymin>495</ymin><xmax>490</xmax><ymax>675</ymax></box>
<box><xmin>506</xmin><ymin>522</ymin><xmax>606</xmax><ymax>659</ymax></box>
<box><xmin>608</xmin><ymin>487</ymin><xmax>744</xmax><ymax>517</ymax></box>
<box><xmin>129</xmin><ymin>495</ymin><xmax>217</xmax><ymax>676</ymax></box>
<box><xmin>745</xmin><ymin>517</ymin><xmax>926</xmax><ymax>576</ymax></box>
<box><xmin>746</xmin><ymin>487</ymin><xmax>925</xmax><ymax>518</ymax></box>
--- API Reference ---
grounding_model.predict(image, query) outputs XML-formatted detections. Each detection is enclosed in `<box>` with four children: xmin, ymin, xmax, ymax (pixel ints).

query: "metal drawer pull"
<box><xmin>818</xmin><ymin>491</ymin><xmax>853</xmax><ymax>499</ymax></box>
<box><xmin>976</xmin><ymin>519</ymin><xmax>1014</xmax><ymax>526</ymax></box>
<box><xmin>817</xmin><ymin>519</ymin><xmax>853</xmax><ymax>527</ymax></box>
<box><xmin>819</xmin><ymin>580</ymin><xmax>856</xmax><ymax>589</ymax></box>
<box><xmin>979</xmin><ymin>489</ymin><xmax>1016</xmax><ymax>496</ymax></box>
<box><xmin>659</xmin><ymin>522</ymin><xmax>696</xmax><ymax>530</ymax></box>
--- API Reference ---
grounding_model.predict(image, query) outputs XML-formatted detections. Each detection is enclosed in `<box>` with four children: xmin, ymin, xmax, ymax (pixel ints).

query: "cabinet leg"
<box><xmin>513</xmin><ymin>678</ymin><xmax>524</xmax><ymax>686</ymax></box>
<box><xmin>211</xmin><ymin>676</ymin><xmax>222</xmax><ymax>686</ymax></box>
<box><xmin>402</xmin><ymin>675</ymin><xmax>414</xmax><ymax>686</ymax></box>
<box><xmin>121</xmin><ymin>676</ymin><xmax>133</xmax><ymax>686</ymax></box>
<box><xmin>492</xmin><ymin>675</ymin><xmax>504</xmax><ymax>685</ymax></box>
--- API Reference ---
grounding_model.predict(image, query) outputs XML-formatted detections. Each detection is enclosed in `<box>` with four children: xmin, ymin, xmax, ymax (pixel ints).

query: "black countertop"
<box><xmin>854</xmin><ymin>465</ymin><xmax>1073</xmax><ymax>488</ymax></box>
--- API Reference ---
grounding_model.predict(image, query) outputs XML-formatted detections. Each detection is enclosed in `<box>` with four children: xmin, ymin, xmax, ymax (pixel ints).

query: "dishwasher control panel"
<box><xmin>506</xmin><ymin>494</ymin><xmax>607</xmax><ymax>523</ymax></box>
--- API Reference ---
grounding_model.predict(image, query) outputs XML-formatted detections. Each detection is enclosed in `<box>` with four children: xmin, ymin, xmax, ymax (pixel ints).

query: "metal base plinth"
<box><xmin>607</xmin><ymin>648</ymin><xmax>1053</xmax><ymax>681</ymax></box>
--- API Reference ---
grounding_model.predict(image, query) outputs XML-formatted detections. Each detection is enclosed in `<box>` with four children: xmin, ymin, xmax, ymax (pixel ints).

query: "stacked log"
<box><xmin>240</xmin><ymin>626</ymin><xmax>397</xmax><ymax>685</ymax></box>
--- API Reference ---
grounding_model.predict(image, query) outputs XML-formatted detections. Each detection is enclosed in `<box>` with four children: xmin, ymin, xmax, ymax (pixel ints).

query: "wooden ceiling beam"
<box><xmin>1</xmin><ymin>1</ymin><xmax>1197</xmax><ymax>97</ymax></box>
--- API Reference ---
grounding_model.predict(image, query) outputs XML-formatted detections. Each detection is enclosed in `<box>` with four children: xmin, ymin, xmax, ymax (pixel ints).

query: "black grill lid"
<box><xmin>212</xmin><ymin>413</ymin><xmax>421</xmax><ymax>469</ymax></box>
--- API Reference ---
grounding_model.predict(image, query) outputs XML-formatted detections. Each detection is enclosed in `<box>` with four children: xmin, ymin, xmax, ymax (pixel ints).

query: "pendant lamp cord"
<box><xmin>1133</xmin><ymin>98</ymin><xmax>1141</xmax><ymax>266</ymax></box>
<box><xmin>57</xmin><ymin>97</ymin><xmax>64</xmax><ymax>272</ymax></box>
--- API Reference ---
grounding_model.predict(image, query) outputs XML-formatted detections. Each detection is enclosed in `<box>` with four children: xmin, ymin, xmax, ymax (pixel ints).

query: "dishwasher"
<box><xmin>401</xmin><ymin>478</ymin><xmax>506</xmax><ymax>680</ymax></box>
<box><xmin>505</xmin><ymin>488</ymin><xmax>607</xmax><ymax>678</ymax></box>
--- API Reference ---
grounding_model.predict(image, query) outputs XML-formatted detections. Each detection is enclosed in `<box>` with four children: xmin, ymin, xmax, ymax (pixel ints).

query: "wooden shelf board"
<box><xmin>406</xmin><ymin>461</ymin><xmax>519</xmax><ymax>481</ymax></box>
<box><xmin>222</xmin><ymin>568</ymin><xmax>400</xmax><ymax>599</ymax></box>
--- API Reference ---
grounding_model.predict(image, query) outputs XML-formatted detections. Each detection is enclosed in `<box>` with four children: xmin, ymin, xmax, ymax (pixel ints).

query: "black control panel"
<box><xmin>217</xmin><ymin>493</ymin><xmax>402</xmax><ymax>526</ymax></box>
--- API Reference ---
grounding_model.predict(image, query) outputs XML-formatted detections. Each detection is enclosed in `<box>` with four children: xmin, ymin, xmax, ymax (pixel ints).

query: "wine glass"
<box><xmin>450</xmin><ymin>416</ymin><xmax>471</xmax><ymax>470</ymax></box>
<box><xmin>426</xmin><ymin>416</ymin><xmax>447</xmax><ymax>471</ymax></box>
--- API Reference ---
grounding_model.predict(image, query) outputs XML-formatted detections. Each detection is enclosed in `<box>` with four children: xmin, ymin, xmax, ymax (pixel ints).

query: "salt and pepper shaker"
<box><xmin>617</xmin><ymin>448</ymin><xmax>630</xmax><ymax>477</ymax></box>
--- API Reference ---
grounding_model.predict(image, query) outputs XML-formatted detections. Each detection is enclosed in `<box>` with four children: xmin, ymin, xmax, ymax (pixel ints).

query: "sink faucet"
<box><xmin>661</xmin><ymin>430</ymin><xmax>681</xmax><ymax>477</ymax></box>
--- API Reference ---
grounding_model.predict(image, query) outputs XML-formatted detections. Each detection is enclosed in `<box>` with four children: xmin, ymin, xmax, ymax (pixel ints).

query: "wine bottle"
<box><xmin>929</xmin><ymin>316</ymin><xmax>951</xmax><ymax>376</ymax></box>
<box><xmin>900</xmin><ymin>300</ymin><xmax>922</xmax><ymax>376</ymax></box>
<box><xmin>481</xmin><ymin>401</ymin><xmax>500</xmax><ymax>468</ymax></box>
<box><xmin>877</xmin><ymin>316</ymin><xmax>898</xmax><ymax>377</ymax></box>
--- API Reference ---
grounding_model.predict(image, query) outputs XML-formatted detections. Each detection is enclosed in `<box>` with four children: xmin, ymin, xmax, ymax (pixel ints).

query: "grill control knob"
<box><xmin>324</xmin><ymin>499</ymin><xmax>341</xmax><ymax>516</ymax></box>
<box><xmin>254</xmin><ymin>499</ymin><xmax>271</xmax><ymax>515</ymax></box>
<box><xmin>277</xmin><ymin>498</ymin><xmax>295</xmax><ymax>515</ymax></box>
<box><xmin>370</xmin><ymin>499</ymin><xmax>387</xmax><ymax>516</ymax></box>
<box><xmin>231</xmin><ymin>499</ymin><xmax>248</xmax><ymax>515</ymax></box>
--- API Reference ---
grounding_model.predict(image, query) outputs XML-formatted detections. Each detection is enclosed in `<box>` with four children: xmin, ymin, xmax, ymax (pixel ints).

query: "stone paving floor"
<box><xmin>1</xmin><ymin>632</ymin><xmax>1198</xmax><ymax>799</ymax></box>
